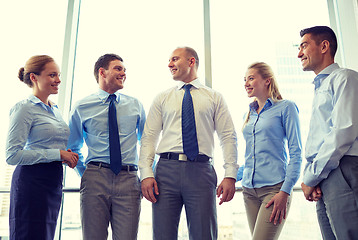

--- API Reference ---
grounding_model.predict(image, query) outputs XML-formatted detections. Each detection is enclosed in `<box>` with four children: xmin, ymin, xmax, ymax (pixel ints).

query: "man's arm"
<box><xmin>67</xmin><ymin>107</ymin><xmax>86</xmax><ymax>177</ymax></box>
<box><xmin>213</xmin><ymin>93</ymin><xmax>239</xmax><ymax>204</ymax></box>
<box><xmin>138</xmin><ymin>95</ymin><xmax>163</xmax><ymax>202</ymax></box>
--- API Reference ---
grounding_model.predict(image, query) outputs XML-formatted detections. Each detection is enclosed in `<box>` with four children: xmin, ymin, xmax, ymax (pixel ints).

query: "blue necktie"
<box><xmin>182</xmin><ymin>84</ymin><xmax>199</xmax><ymax>160</ymax></box>
<box><xmin>108</xmin><ymin>94</ymin><xmax>122</xmax><ymax>175</ymax></box>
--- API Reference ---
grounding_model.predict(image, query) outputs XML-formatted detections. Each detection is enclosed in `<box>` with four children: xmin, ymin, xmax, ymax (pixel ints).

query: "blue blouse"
<box><xmin>242</xmin><ymin>98</ymin><xmax>302</xmax><ymax>194</ymax></box>
<box><xmin>6</xmin><ymin>95</ymin><xmax>69</xmax><ymax>165</ymax></box>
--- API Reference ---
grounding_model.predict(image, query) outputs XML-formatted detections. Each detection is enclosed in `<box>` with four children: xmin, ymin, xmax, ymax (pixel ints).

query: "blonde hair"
<box><xmin>242</xmin><ymin>62</ymin><xmax>283</xmax><ymax>129</ymax></box>
<box><xmin>18</xmin><ymin>55</ymin><xmax>54</xmax><ymax>88</ymax></box>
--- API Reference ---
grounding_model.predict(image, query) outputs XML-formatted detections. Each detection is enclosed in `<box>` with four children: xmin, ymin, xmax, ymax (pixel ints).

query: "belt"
<box><xmin>160</xmin><ymin>152</ymin><xmax>210</xmax><ymax>162</ymax></box>
<box><xmin>88</xmin><ymin>161</ymin><xmax>138</xmax><ymax>171</ymax></box>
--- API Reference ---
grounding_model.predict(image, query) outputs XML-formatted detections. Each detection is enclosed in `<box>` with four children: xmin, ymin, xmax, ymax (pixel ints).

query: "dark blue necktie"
<box><xmin>182</xmin><ymin>84</ymin><xmax>199</xmax><ymax>160</ymax></box>
<box><xmin>108</xmin><ymin>94</ymin><xmax>122</xmax><ymax>175</ymax></box>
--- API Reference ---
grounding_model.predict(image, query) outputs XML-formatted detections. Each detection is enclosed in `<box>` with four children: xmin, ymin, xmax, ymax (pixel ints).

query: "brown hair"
<box><xmin>94</xmin><ymin>54</ymin><xmax>123</xmax><ymax>83</ymax></box>
<box><xmin>18</xmin><ymin>55</ymin><xmax>54</xmax><ymax>88</ymax></box>
<box><xmin>243</xmin><ymin>62</ymin><xmax>283</xmax><ymax>129</ymax></box>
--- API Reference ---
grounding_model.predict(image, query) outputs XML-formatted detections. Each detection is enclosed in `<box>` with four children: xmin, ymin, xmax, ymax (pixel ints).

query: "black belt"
<box><xmin>88</xmin><ymin>161</ymin><xmax>138</xmax><ymax>171</ymax></box>
<box><xmin>160</xmin><ymin>152</ymin><xmax>210</xmax><ymax>162</ymax></box>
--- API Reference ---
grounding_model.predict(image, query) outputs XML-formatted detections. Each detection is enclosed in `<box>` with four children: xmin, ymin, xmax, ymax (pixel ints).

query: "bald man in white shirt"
<box><xmin>139</xmin><ymin>47</ymin><xmax>239</xmax><ymax>240</ymax></box>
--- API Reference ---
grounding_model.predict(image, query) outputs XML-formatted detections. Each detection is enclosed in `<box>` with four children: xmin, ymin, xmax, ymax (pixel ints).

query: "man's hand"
<box><xmin>141</xmin><ymin>177</ymin><xmax>159</xmax><ymax>203</ymax></box>
<box><xmin>301</xmin><ymin>182</ymin><xmax>321</xmax><ymax>201</ymax></box>
<box><xmin>216</xmin><ymin>177</ymin><xmax>236</xmax><ymax>205</ymax></box>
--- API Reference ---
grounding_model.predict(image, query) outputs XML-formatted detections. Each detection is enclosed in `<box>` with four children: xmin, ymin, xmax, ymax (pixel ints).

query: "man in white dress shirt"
<box><xmin>139</xmin><ymin>47</ymin><xmax>239</xmax><ymax>240</ymax></box>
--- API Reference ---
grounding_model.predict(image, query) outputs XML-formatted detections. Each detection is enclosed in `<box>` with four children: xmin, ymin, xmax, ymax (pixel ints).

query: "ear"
<box><xmin>29</xmin><ymin>73</ymin><xmax>37</xmax><ymax>83</ymax></box>
<box><xmin>321</xmin><ymin>40</ymin><xmax>330</xmax><ymax>54</ymax></box>
<box><xmin>265</xmin><ymin>77</ymin><xmax>271</xmax><ymax>86</ymax></box>
<box><xmin>99</xmin><ymin>67</ymin><xmax>106</xmax><ymax>78</ymax></box>
<box><xmin>188</xmin><ymin>57</ymin><xmax>196</xmax><ymax>67</ymax></box>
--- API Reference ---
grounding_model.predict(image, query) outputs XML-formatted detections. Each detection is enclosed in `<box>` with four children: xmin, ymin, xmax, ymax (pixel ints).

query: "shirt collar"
<box><xmin>176</xmin><ymin>78</ymin><xmax>202</xmax><ymax>90</ymax></box>
<box><xmin>312</xmin><ymin>63</ymin><xmax>340</xmax><ymax>89</ymax></box>
<box><xmin>318</xmin><ymin>63</ymin><xmax>340</xmax><ymax>75</ymax></box>
<box><xmin>28</xmin><ymin>95</ymin><xmax>58</xmax><ymax>110</ymax></box>
<box><xmin>249</xmin><ymin>98</ymin><xmax>274</xmax><ymax>112</ymax></box>
<box><xmin>97</xmin><ymin>89</ymin><xmax>120</xmax><ymax>103</ymax></box>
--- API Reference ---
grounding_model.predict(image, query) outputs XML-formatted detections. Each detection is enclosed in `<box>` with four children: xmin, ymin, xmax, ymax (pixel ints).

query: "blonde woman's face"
<box><xmin>244</xmin><ymin>68</ymin><xmax>270</xmax><ymax>99</ymax></box>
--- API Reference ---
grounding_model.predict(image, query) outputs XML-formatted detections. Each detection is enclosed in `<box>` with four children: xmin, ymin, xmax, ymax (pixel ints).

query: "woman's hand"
<box><xmin>60</xmin><ymin>149</ymin><xmax>79</xmax><ymax>168</ymax></box>
<box><xmin>265</xmin><ymin>190</ymin><xmax>289</xmax><ymax>225</ymax></box>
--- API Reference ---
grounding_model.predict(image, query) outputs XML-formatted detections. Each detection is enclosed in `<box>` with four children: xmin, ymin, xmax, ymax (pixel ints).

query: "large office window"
<box><xmin>1</xmin><ymin>0</ymin><xmax>357</xmax><ymax>239</ymax></box>
<box><xmin>0</xmin><ymin>0</ymin><xmax>68</xmax><ymax>238</ymax></box>
<box><xmin>61</xmin><ymin>0</ymin><xmax>205</xmax><ymax>238</ymax></box>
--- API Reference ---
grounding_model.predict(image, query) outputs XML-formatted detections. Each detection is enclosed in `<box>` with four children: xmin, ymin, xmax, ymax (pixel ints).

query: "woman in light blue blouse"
<box><xmin>242</xmin><ymin>62</ymin><xmax>302</xmax><ymax>240</ymax></box>
<box><xmin>6</xmin><ymin>55</ymin><xmax>79</xmax><ymax>239</ymax></box>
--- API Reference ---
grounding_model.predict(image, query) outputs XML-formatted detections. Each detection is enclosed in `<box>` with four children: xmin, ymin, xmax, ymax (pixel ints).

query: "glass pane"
<box><xmin>0</xmin><ymin>1</ymin><xmax>68</xmax><ymax>238</ymax></box>
<box><xmin>210</xmin><ymin>0</ymin><xmax>329</xmax><ymax>238</ymax></box>
<box><xmin>210</xmin><ymin>0</ymin><xmax>330</xmax><ymax>181</ymax></box>
<box><xmin>70</xmin><ymin>0</ymin><xmax>205</xmax><ymax>109</ymax></box>
<box><xmin>65</xmin><ymin>0</ymin><xmax>204</xmax><ymax>239</ymax></box>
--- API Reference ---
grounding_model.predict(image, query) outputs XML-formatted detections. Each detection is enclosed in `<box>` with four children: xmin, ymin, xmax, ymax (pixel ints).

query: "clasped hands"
<box><xmin>60</xmin><ymin>149</ymin><xmax>79</xmax><ymax>169</ymax></box>
<box><xmin>301</xmin><ymin>182</ymin><xmax>322</xmax><ymax>202</ymax></box>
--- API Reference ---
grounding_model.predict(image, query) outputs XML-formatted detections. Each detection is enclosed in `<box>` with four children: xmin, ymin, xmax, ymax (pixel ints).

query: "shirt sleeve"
<box><xmin>137</xmin><ymin>102</ymin><xmax>146</xmax><ymax>142</ymax></box>
<box><xmin>138</xmin><ymin>94</ymin><xmax>163</xmax><ymax>181</ymax></box>
<box><xmin>281</xmin><ymin>101</ymin><xmax>302</xmax><ymax>194</ymax></box>
<box><xmin>67</xmin><ymin>107</ymin><xmax>86</xmax><ymax>177</ymax></box>
<box><xmin>214</xmin><ymin>93</ymin><xmax>239</xmax><ymax>179</ymax></box>
<box><xmin>6</xmin><ymin>103</ymin><xmax>61</xmax><ymax>165</ymax></box>
<box><xmin>303</xmin><ymin>71</ymin><xmax>358</xmax><ymax>186</ymax></box>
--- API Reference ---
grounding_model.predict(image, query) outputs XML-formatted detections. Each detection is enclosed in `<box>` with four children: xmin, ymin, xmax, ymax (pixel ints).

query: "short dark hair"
<box><xmin>300</xmin><ymin>26</ymin><xmax>337</xmax><ymax>58</ymax></box>
<box><xmin>94</xmin><ymin>54</ymin><xmax>123</xmax><ymax>82</ymax></box>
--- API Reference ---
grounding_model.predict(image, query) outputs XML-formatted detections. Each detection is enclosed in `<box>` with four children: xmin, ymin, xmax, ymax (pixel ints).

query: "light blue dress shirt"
<box><xmin>6</xmin><ymin>95</ymin><xmax>69</xmax><ymax>165</ymax></box>
<box><xmin>304</xmin><ymin>63</ymin><xmax>358</xmax><ymax>187</ymax></box>
<box><xmin>242</xmin><ymin>99</ymin><xmax>302</xmax><ymax>194</ymax></box>
<box><xmin>68</xmin><ymin>89</ymin><xmax>146</xmax><ymax>176</ymax></box>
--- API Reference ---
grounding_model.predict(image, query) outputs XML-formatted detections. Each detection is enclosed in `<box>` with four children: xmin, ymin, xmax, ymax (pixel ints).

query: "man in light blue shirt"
<box><xmin>68</xmin><ymin>54</ymin><xmax>146</xmax><ymax>240</ymax></box>
<box><xmin>298</xmin><ymin>26</ymin><xmax>358</xmax><ymax>240</ymax></box>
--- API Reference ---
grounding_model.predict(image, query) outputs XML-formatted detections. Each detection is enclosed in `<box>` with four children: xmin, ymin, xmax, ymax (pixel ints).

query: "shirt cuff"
<box><xmin>224</xmin><ymin>165</ymin><xmax>239</xmax><ymax>179</ymax></box>
<box><xmin>48</xmin><ymin>149</ymin><xmax>61</xmax><ymax>162</ymax></box>
<box><xmin>139</xmin><ymin>167</ymin><xmax>155</xmax><ymax>181</ymax></box>
<box><xmin>280</xmin><ymin>182</ymin><xmax>293</xmax><ymax>195</ymax></box>
<box><xmin>303</xmin><ymin>173</ymin><xmax>321</xmax><ymax>187</ymax></box>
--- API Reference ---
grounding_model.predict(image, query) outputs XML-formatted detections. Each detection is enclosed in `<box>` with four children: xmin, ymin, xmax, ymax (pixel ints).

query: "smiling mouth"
<box><xmin>170</xmin><ymin>69</ymin><xmax>177</xmax><ymax>75</ymax></box>
<box><xmin>246</xmin><ymin>88</ymin><xmax>253</xmax><ymax>94</ymax></box>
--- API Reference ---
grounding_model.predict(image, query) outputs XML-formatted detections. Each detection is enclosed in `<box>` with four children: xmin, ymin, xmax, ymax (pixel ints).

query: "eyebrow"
<box><xmin>169</xmin><ymin>56</ymin><xmax>179</xmax><ymax>61</ymax></box>
<box><xmin>299</xmin><ymin>41</ymin><xmax>307</xmax><ymax>48</ymax></box>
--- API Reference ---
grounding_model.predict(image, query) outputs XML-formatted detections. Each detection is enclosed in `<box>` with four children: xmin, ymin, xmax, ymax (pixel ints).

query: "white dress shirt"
<box><xmin>139</xmin><ymin>78</ymin><xmax>238</xmax><ymax>180</ymax></box>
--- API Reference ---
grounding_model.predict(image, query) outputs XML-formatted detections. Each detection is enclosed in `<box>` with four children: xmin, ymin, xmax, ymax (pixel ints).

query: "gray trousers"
<box><xmin>153</xmin><ymin>158</ymin><xmax>218</xmax><ymax>240</ymax></box>
<box><xmin>80</xmin><ymin>164</ymin><xmax>141</xmax><ymax>240</ymax></box>
<box><xmin>317</xmin><ymin>155</ymin><xmax>358</xmax><ymax>240</ymax></box>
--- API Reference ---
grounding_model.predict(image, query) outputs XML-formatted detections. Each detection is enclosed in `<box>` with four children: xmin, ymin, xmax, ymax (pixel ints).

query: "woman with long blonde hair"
<box><xmin>241</xmin><ymin>62</ymin><xmax>302</xmax><ymax>240</ymax></box>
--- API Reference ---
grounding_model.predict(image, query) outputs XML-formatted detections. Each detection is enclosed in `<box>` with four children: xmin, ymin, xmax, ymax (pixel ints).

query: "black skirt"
<box><xmin>9</xmin><ymin>161</ymin><xmax>63</xmax><ymax>240</ymax></box>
